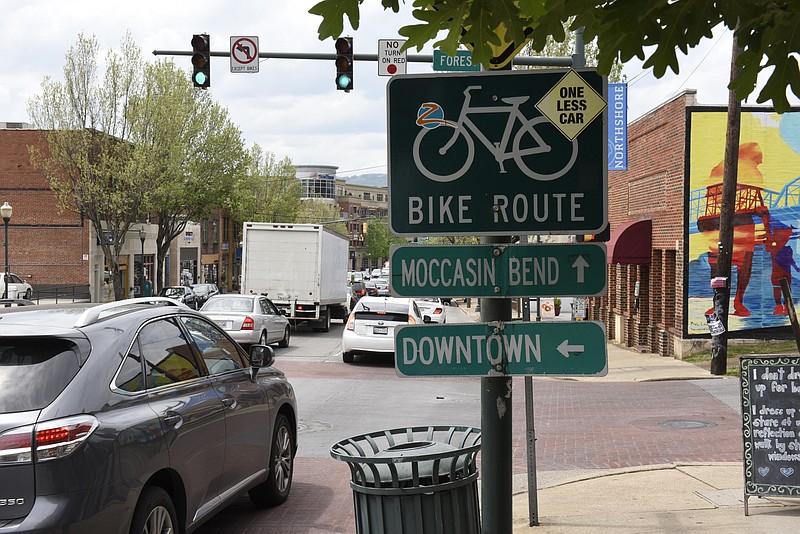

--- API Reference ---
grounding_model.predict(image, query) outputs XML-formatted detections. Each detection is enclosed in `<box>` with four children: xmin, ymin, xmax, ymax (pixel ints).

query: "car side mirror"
<box><xmin>248</xmin><ymin>344</ymin><xmax>275</xmax><ymax>380</ymax></box>
<box><xmin>423</xmin><ymin>315</ymin><xmax>433</xmax><ymax>323</ymax></box>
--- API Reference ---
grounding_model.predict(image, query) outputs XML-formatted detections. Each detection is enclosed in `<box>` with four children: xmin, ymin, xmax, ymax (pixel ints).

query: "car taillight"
<box><xmin>0</xmin><ymin>415</ymin><xmax>98</xmax><ymax>465</ymax></box>
<box><xmin>0</xmin><ymin>425</ymin><xmax>33</xmax><ymax>464</ymax></box>
<box><xmin>242</xmin><ymin>316</ymin><xmax>255</xmax><ymax>330</ymax></box>
<box><xmin>433</xmin><ymin>308</ymin><xmax>443</xmax><ymax>315</ymax></box>
<box><xmin>35</xmin><ymin>416</ymin><xmax>99</xmax><ymax>461</ymax></box>
<box><xmin>346</xmin><ymin>314</ymin><xmax>355</xmax><ymax>331</ymax></box>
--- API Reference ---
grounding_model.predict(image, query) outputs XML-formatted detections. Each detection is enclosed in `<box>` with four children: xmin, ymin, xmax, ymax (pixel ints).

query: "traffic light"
<box><xmin>191</xmin><ymin>34</ymin><xmax>211</xmax><ymax>88</ymax></box>
<box><xmin>335</xmin><ymin>37</ymin><xmax>353</xmax><ymax>91</ymax></box>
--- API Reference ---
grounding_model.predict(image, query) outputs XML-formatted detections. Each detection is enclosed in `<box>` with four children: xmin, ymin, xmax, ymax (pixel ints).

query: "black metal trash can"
<box><xmin>330</xmin><ymin>425</ymin><xmax>481</xmax><ymax>534</ymax></box>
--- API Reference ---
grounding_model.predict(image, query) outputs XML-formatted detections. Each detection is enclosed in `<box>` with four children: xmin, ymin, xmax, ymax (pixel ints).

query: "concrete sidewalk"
<box><xmin>512</xmin><ymin>462</ymin><xmax>800</xmax><ymax>532</ymax></box>
<box><xmin>448</xmin><ymin>301</ymin><xmax>800</xmax><ymax>531</ymax></box>
<box><xmin>508</xmin><ymin>340</ymin><xmax>800</xmax><ymax>532</ymax></box>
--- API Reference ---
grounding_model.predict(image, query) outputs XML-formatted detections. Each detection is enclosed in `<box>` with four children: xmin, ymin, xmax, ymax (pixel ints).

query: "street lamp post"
<box><xmin>139</xmin><ymin>227</ymin><xmax>146</xmax><ymax>297</ymax></box>
<box><xmin>1</xmin><ymin>202</ymin><xmax>12</xmax><ymax>299</ymax></box>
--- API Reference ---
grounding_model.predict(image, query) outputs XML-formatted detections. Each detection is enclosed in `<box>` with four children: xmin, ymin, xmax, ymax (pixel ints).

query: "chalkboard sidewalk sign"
<box><xmin>740</xmin><ymin>355</ymin><xmax>800</xmax><ymax>515</ymax></box>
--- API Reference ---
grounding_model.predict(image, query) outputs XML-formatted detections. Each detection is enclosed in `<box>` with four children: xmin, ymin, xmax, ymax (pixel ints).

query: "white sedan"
<box><xmin>342</xmin><ymin>296</ymin><xmax>427</xmax><ymax>363</ymax></box>
<box><xmin>415</xmin><ymin>298</ymin><xmax>448</xmax><ymax>324</ymax></box>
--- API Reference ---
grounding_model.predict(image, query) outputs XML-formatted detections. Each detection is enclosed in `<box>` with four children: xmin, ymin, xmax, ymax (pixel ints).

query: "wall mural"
<box><xmin>687</xmin><ymin>111</ymin><xmax>800</xmax><ymax>335</ymax></box>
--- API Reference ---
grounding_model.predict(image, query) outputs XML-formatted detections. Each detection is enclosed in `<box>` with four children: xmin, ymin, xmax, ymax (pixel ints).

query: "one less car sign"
<box><xmin>386</xmin><ymin>69</ymin><xmax>607</xmax><ymax>236</ymax></box>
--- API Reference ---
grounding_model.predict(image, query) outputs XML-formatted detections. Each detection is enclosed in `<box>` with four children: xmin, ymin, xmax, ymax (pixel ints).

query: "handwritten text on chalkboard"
<box><xmin>741</xmin><ymin>356</ymin><xmax>800</xmax><ymax>498</ymax></box>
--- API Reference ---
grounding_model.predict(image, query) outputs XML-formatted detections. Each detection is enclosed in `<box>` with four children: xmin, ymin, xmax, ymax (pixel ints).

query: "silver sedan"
<box><xmin>200</xmin><ymin>294</ymin><xmax>291</xmax><ymax>348</ymax></box>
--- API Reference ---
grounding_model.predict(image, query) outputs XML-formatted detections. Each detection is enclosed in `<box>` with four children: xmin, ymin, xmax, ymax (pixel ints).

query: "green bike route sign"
<box><xmin>389</xmin><ymin>243</ymin><xmax>607</xmax><ymax>298</ymax></box>
<box><xmin>386</xmin><ymin>68</ymin><xmax>607</xmax><ymax>236</ymax></box>
<box><xmin>395</xmin><ymin>321</ymin><xmax>608</xmax><ymax>377</ymax></box>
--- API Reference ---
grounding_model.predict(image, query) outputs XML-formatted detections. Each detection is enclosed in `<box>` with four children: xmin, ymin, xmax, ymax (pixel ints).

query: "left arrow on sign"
<box><xmin>557</xmin><ymin>339</ymin><xmax>585</xmax><ymax>358</ymax></box>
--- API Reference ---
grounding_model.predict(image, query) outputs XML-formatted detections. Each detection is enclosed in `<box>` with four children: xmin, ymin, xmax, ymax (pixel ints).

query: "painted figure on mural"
<box><xmin>703</xmin><ymin>142</ymin><xmax>770</xmax><ymax>317</ymax></box>
<box><xmin>763</xmin><ymin>220</ymin><xmax>799</xmax><ymax>315</ymax></box>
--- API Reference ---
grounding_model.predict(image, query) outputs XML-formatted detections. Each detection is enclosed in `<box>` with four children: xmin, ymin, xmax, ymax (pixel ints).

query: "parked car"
<box><xmin>157</xmin><ymin>285</ymin><xmax>200</xmax><ymax>309</ymax></box>
<box><xmin>191</xmin><ymin>282</ymin><xmax>219</xmax><ymax>306</ymax></box>
<box><xmin>342</xmin><ymin>296</ymin><xmax>428</xmax><ymax>363</ymax></box>
<box><xmin>0</xmin><ymin>272</ymin><xmax>33</xmax><ymax>299</ymax></box>
<box><xmin>415</xmin><ymin>297</ymin><xmax>448</xmax><ymax>324</ymax></box>
<box><xmin>200</xmin><ymin>294</ymin><xmax>291</xmax><ymax>348</ymax></box>
<box><xmin>0</xmin><ymin>297</ymin><xmax>297</xmax><ymax>533</ymax></box>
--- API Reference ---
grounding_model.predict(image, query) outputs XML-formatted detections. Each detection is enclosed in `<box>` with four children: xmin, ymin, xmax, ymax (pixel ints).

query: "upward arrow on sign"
<box><xmin>572</xmin><ymin>255</ymin><xmax>590</xmax><ymax>283</ymax></box>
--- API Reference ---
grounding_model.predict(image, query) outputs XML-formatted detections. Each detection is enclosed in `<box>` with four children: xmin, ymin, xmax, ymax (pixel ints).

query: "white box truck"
<box><xmin>241</xmin><ymin>222</ymin><xmax>349</xmax><ymax>331</ymax></box>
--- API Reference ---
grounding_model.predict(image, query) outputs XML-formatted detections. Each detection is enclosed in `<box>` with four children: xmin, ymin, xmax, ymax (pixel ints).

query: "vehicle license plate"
<box><xmin>224</xmin><ymin>321</ymin><xmax>233</xmax><ymax>330</ymax></box>
<box><xmin>373</xmin><ymin>326</ymin><xmax>388</xmax><ymax>335</ymax></box>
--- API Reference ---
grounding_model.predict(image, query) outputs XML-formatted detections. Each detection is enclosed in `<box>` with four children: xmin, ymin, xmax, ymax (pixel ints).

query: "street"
<box><xmin>195</xmin><ymin>305</ymin><xmax>743</xmax><ymax>534</ymax></box>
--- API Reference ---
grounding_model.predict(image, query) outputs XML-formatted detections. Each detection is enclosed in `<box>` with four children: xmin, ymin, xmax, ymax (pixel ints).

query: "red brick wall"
<box><xmin>604</xmin><ymin>92</ymin><xmax>694</xmax><ymax>356</ymax></box>
<box><xmin>0</xmin><ymin>129</ymin><xmax>89</xmax><ymax>286</ymax></box>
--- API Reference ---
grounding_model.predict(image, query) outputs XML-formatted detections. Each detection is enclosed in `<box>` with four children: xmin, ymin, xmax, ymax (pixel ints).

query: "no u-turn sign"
<box><xmin>378</xmin><ymin>39</ymin><xmax>407</xmax><ymax>76</ymax></box>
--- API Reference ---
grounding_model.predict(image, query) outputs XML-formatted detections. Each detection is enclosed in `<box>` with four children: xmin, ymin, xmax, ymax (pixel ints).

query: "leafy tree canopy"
<box><xmin>232</xmin><ymin>144</ymin><xmax>300</xmax><ymax>223</ymax></box>
<box><xmin>310</xmin><ymin>0</ymin><xmax>800</xmax><ymax>111</ymax></box>
<box><xmin>363</xmin><ymin>218</ymin><xmax>406</xmax><ymax>260</ymax></box>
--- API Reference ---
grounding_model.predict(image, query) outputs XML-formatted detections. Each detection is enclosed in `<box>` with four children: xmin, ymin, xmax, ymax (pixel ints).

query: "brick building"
<box><xmin>0</xmin><ymin>124</ymin><xmax>199</xmax><ymax>301</ymax></box>
<box><xmin>0</xmin><ymin>125</ymin><xmax>90</xmax><ymax>288</ymax></box>
<box><xmin>593</xmin><ymin>90</ymin><xmax>800</xmax><ymax>358</ymax></box>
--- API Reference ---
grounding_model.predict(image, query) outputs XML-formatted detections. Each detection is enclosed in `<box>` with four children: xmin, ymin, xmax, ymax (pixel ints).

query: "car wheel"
<box><xmin>259</xmin><ymin>330</ymin><xmax>268</xmax><ymax>346</ymax></box>
<box><xmin>278</xmin><ymin>326</ymin><xmax>290</xmax><ymax>348</ymax></box>
<box><xmin>129</xmin><ymin>486</ymin><xmax>178</xmax><ymax>534</ymax></box>
<box><xmin>24</xmin><ymin>289</ymin><xmax>31</xmax><ymax>300</ymax></box>
<box><xmin>342</xmin><ymin>351</ymin><xmax>355</xmax><ymax>364</ymax></box>
<box><xmin>249</xmin><ymin>413</ymin><xmax>294</xmax><ymax>507</ymax></box>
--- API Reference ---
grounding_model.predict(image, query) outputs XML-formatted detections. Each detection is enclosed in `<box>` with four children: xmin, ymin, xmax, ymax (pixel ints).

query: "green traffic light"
<box><xmin>194</xmin><ymin>71</ymin><xmax>208</xmax><ymax>86</ymax></box>
<box><xmin>337</xmin><ymin>74</ymin><xmax>351</xmax><ymax>89</ymax></box>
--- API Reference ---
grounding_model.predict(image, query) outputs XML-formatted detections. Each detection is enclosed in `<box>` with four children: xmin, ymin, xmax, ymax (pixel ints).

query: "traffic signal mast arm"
<box><xmin>152</xmin><ymin>49</ymin><xmax>573</xmax><ymax>67</ymax></box>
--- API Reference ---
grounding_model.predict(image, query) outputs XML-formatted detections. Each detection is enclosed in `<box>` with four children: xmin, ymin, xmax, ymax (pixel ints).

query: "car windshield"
<box><xmin>0</xmin><ymin>338</ymin><xmax>82</xmax><ymax>412</ymax></box>
<box><xmin>203</xmin><ymin>297</ymin><xmax>254</xmax><ymax>313</ymax></box>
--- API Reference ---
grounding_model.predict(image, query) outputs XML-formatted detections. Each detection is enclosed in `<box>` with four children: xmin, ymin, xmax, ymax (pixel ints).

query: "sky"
<box><xmin>0</xmin><ymin>1</ymin><xmax>794</xmax><ymax>178</ymax></box>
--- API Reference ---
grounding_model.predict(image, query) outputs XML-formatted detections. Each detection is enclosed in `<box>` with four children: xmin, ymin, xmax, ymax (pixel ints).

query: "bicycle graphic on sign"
<box><xmin>412</xmin><ymin>85</ymin><xmax>578</xmax><ymax>183</ymax></box>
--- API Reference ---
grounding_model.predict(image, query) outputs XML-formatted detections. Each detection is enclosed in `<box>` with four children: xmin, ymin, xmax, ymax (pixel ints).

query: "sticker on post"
<box><xmin>705</xmin><ymin>313</ymin><xmax>725</xmax><ymax>336</ymax></box>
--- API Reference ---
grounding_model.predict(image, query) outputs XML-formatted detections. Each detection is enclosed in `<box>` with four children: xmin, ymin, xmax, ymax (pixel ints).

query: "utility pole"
<box><xmin>710</xmin><ymin>26</ymin><xmax>743</xmax><ymax>376</ymax></box>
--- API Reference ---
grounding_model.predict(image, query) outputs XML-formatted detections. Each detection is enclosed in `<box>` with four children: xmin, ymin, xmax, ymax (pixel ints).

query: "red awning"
<box><xmin>606</xmin><ymin>219</ymin><xmax>652</xmax><ymax>265</ymax></box>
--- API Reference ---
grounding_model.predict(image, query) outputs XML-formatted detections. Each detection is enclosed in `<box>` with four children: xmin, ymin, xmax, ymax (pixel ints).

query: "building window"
<box><xmin>376</xmin><ymin>193</ymin><xmax>384</xmax><ymax>202</ymax></box>
<box><xmin>364</xmin><ymin>192</ymin><xmax>372</xmax><ymax>200</ymax></box>
<box><xmin>301</xmin><ymin>175</ymin><xmax>336</xmax><ymax>199</ymax></box>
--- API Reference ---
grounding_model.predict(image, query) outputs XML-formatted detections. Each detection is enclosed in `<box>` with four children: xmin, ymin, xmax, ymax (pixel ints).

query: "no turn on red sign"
<box><xmin>230</xmin><ymin>36</ymin><xmax>259</xmax><ymax>73</ymax></box>
<box><xmin>378</xmin><ymin>39</ymin><xmax>407</xmax><ymax>76</ymax></box>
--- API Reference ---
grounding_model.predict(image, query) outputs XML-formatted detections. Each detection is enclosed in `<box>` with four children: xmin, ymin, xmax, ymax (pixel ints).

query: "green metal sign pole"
<box><xmin>481</xmin><ymin>235</ymin><xmax>512</xmax><ymax>534</ymax></box>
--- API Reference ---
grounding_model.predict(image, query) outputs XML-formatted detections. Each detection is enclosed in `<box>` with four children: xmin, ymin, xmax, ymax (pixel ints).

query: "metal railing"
<box><xmin>32</xmin><ymin>285</ymin><xmax>91</xmax><ymax>304</ymax></box>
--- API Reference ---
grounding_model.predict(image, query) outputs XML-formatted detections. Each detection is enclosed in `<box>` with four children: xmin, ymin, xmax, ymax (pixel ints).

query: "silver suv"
<box><xmin>0</xmin><ymin>298</ymin><xmax>297</xmax><ymax>533</ymax></box>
